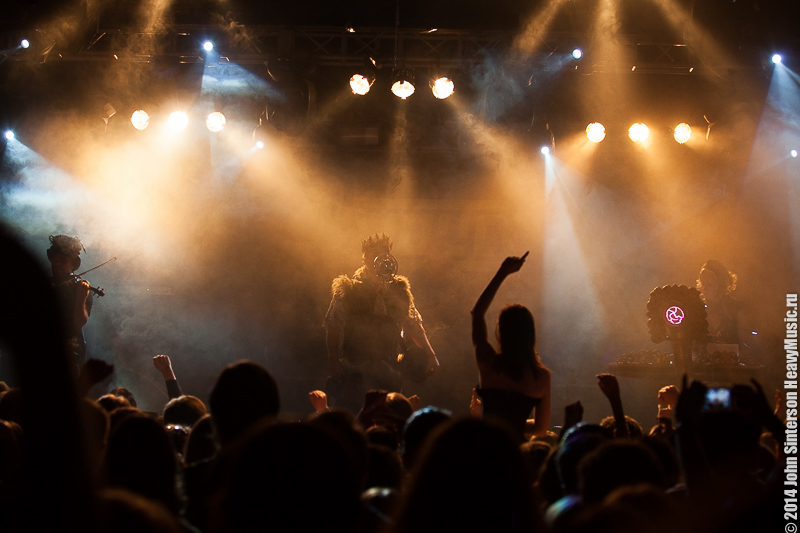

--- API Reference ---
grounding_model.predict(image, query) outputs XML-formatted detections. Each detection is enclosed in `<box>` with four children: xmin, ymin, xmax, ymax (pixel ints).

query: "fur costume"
<box><xmin>325</xmin><ymin>266</ymin><xmax>417</xmax><ymax>368</ymax></box>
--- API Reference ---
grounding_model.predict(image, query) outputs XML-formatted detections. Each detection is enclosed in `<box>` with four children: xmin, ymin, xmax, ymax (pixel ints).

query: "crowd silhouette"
<box><xmin>0</xmin><ymin>227</ymin><xmax>785</xmax><ymax>532</ymax></box>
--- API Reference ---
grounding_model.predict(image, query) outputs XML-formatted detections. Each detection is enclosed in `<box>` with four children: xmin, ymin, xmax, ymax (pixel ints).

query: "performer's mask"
<box><xmin>372</xmin><ymin>253</ymin><xmax>398</xmax><ymax>282</ymax></box>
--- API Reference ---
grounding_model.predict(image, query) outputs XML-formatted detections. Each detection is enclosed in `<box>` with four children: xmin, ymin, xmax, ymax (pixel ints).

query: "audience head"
<box><xmin>578</xmin><ymin>440</ymin><xmax>665</xmax><ymax>504</ymax></box>
<box><xmin>215</xmin><ymin>421</ymin><xmax>362</xmax><ymax>533</ymax></box>
<box><xmin>497</xmin><ymin>304</ymin><xmax>536</xmax><ymax>353</ymax></box>
<box><xmin>364</xmin><ymin>443</ymin><xmax>404</xmax><ymax>490</ymax></box>
<box><xmin>310</xmin><ymin>408</ymin><xmax>369</xmax><ymax>488</ymax></box>
<box><xmin>208</xmin><ymin>360</ymin><xmax>280</xmax><ymax>446</ymax></box>
<box><xmin>110</xmin><ymin>387</ymin><xmax>137</xmax><ymax>408</ymax></box>
<box><xmin>496</xmin><ymin>304</ymin><xmax>539</xmax><ymax>379</ymax></box>
<box><xmin>105</xmin><ymin>413</ymin><xmax>180</xmax><ymax>513</ymax></box>
<box><xmin>557</xmin><ymin>423</ymin><xmax>609</xmax><ymax>495</ymax></box>
<box><xmin>394</xmin><ymin>417</ymin><xmax>538</xmax><ymax>533</ymax></box>
<box><xmin>183</xmin><ymin>414</ymin><xmax>217</xmax><ymax>465</ymax></box>
<box><xmin>520</xmin><ymin>439</ymin><xmax>554</xmax><ymax>485</ymax></box>
<box><xmin>599</xmin><ymin>415</ymin><xmax>643</xmax><ymax>438</ymax></box>
<box><xmin>401</xmin><ymin>406</ymin><xmax>451</xmax><ymax>470</ymax></box>
<box><xmin>163</xmin><ymin>395</ymin><xmax>206</xmax><ymax>428</ymax></box>
<box><xmin>97</xmin><ymin>394</ymin><xmax>131</xmax><ymax>414</ymax></box>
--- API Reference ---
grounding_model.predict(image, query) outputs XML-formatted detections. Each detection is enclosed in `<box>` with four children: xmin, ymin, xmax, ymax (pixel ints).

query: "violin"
<box><xmin>54</xmin><ymin>275</ymin><xmax>106</xmax><ymax>297</ymax></box>
<box><xmin>54</xmin><ymin>256</ymin><xmax>117</xmax><ymax>297</ymax></box>
<box><xmin>74</xmin><ymin>275</ymin><xmax>106</xmax><ymax>298</ymax></box>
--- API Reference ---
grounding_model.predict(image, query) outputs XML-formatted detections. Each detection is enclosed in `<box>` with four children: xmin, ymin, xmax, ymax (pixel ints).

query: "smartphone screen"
<box><xmin>703</xmin><ymin>388</ymin><xmax>731</xmax><ymax>410</ymax></box>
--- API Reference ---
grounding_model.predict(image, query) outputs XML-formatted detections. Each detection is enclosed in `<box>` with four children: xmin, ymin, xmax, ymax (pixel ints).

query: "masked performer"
<box><xmin>324</xmin><ymin>234</ymin><xmax>438</xmax><ymax>411</ymax></box>
<box><xmin>47</xmin><ymin>234</ymin><xmax>93</xmax><ymax>374</ymax></box>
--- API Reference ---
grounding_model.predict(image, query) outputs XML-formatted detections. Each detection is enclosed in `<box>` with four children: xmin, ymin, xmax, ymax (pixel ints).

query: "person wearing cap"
<box><xmin>323</xmin><ymin>234</ymin><xmax>438</xmax><ymax>411</ymax></box>
<box><xmin>47</xmin><ymin>234</ymin><xmax>93</xmax><ymax>373</ymax></box>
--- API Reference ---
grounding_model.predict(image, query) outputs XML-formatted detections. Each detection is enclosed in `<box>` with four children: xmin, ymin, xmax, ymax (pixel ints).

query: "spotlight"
<box><xmin>203</xmin><ymin>41</ymin><xmax>214</xmax><ymax>52</ymax></box>
<box><xmin>586</xmin><ymin>122</ymin><xmax>606</xmax><ymax>143</ymax></box>
<box><xmin>349</xmin><ymin>74</ymin><xmax>374</xmax><ymax>95</ymax></box>
<box><xmin>772</xmin><ymin>53</ymin><xmax>782</xmax><ymax>64</ymax></box>
<box><xmin>540</xmin><ymin>145</ymin><xmax>550</xmax><ymax>155</ymax></box>
<box><xmin>391</xmin><ymin>69</ymin><xmax>415</xmax><ymax>99</ymax></box>
<box><xmin>206</xmin><ymin>112</ymin><xmax>226</xmax><ymax>132</ymax></box>
<box><xmin>673</xmin><ymin>123</ymin><xmax>692</xmax><ymax>144</ymax></box>
<box><xmin>791</xmin><ymin>150</ymin><xmax>798</xmax><ymax>159</ymax></box>
<box><xmin>131</xmin><ymin>110</ymin><xmax>150</xmax><ymax>131</ymax></box>
<box><xmin>20</xmin><ymin>39</ymin><xmax>30</xmax><ymax>49</ymax></box>
<box><xmin>628</xmin><ymin>123</ymin><xmax>649</xmax><ymax>143</ymax></box>
<box><xmin>4</xmin><ymin>130</ymin><xmax>14</xmax><ymax>140</ymax></box>
<box><xmin>431</xmin><ymin>76</ymin><xmax>455</xmax><ymax>99</ymax></box>
<box><xmin>255</xmin><ymin>141</ymin><xmax>265</xmax><ymax>150</ymax></box>
<box><xmin>168</xmin><ymin>111</ymin><xmax>189</xmax><ymax>132</ymax></box>
<box><xmin>572</xmin><ymin>48</ymin><xmax>583</xmax><ymax>60</ymax></box>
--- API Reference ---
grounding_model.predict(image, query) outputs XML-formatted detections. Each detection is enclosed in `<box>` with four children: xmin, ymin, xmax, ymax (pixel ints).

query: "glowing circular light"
<box><xmin>772</xmin><ymin>53</ymin><xmax>783</xmax><ymax>64</ymax></box>
<box><xmin>791</xmin><ymin>150</ymin><xmax>798</xmax><ymax>158</ymax></box>
<box><xmin>131</xmin><ymin>110</ymin><xmax>150</xmax><ymax>131</ymax></box>
<box><xmin>431</xmin><ymin>77</ymin><xmax>455</xmax><ymax>99</ymax></box>
<box><xmin>540</xmin><ymin>146</ymin><xmax>550</xmax><ymax>155</ymax></box>
<box><xmin>4</xmin><ymin>130</ymin><xmax>14</xmax><ymax>140</ymax></box>
<box><xmin>255</xmin><ymin>141</ymin><xmax>264</xmax><ymax>150</ymax></box>
<box><xmin>628</xmin><ymin>122</ymin><xmax>649</xmax><ymax>143</ymax></box>
<box><xmin>349</xmin><ymin>74</ymin><xmax>373</xmax><ymax>95</ymax></box>
<box><xmin>168</xmin><ymin>111</ymin><xmax>189</xmax><ymax>132</ymax></box>
<box><xmin>391</xmin><ymin>79</ymin><xmax>415</xmax><ymax>99</ymax></box>
<box><xmin>203</xmin><ymin>41</ymin><xmax>214</xmax><ymax>52</ymax></box>
<box><xmin>20</xmin><ymin>39</ymin><xmax>30</xmax><ymax>49</ymax></box>
<box><xmin>206</xmin><ymin>112</ymin><xmax>226</xmax><ymax>133</ymax></box>
<box><xmin>586</xmin><ymin>122</ymin><xmax>606</xmax><ymax>143</ymax></box>
<box><xmin>572</xmin><ymin>48</ymin><xmax>583</xmax><ymax>60</ymax></box>
<box><xmin>673</xmin><ymin>123</ymin><xmax>692</xmax><ymax>144</ymax></box>
<box><xmin>665</xmin><ymin>305</ymin><xmax>685</xmax><ymax>326</ymax></box>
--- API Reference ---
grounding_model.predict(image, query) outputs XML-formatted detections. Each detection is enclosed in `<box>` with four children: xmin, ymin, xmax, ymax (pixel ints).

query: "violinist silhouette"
<box><xmin>47</xmin><ymin>234</ymin><xmax>95</xmax><ymax>374</ymax></box>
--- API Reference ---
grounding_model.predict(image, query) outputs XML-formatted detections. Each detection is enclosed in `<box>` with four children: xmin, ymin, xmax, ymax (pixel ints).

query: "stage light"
<box><xmin>349</xmin><ymin>74</ymin><xmax>374</xmax><ymax>95</ymax></box>
<box><xmin>255</xmin><ymin>141</ymin><xmax>264</xmax><ymax>150</ymax></box>
<box><xmin>206</xmin><ymin>112</ymin><xmax>226</xmax><ymax>132</ymax></box>
<box><xmin>431</xmin><ymin>76</ymin><xmax>455</xmax><ymax>99</ymax></box>
<box><xmin>586</xmin><ymin>122</ymin><xmax>606</xmax><ymax>143</ymax></box>
<box><xmin>772</xmin><ymin>53</ymin><xmax>782</xmax><ymax>64</ymax></box>
<box><xmin>4</xmin><ymin>130</ymin><xmax>14</xmax><ymax>140</ymax></box>
<box><xmin>791</xmin><ymin>150</ymin><xmax>798</xmax><ymax>158</ymax></box>
<box><xmin>572</xmin><ymin>48</ymin><xmax>583</xmax><ymax>60</ymax></box>
<box><xmin>203</xmin><ymin>41</ymin><xmax>214</xmax><ymax>52</ymax></box>
<box><xmin>628</xmin><ymin>123</ymin><xmax>649</xmax><ymax>143</ymax></box>
<box><xmin>540</xmin><ymin>146</ymin><xmax>550</xmax><ymax>155</ymax></box>
<box><xmin>168</xmin><ymin>111</ymin><xmax>189</xmax><ymax>132</ymax></box>
<box><xmin>131</xmin><ymin>110</ymin><xmax>150</xmax><ymax>131</ymax></box>
<box><xmin>391</xmin><ymin>69</ymin><xmax>415</xmax><ymax>99</ymax></box>
<box><xmin>673</xmin><ymin>123</ymin><xmax>692</xmax><ymax>144</ymax></box>
<box><xmin>20</xmin><ymin>39</ymin><xmax>30</xmax><ymax>49</ymax></box>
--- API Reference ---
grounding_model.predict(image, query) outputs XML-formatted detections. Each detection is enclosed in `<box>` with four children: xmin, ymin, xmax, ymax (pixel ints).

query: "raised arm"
<box><xmin>597</xmin><ymin>373</ymin><xmax>629</xmax><ymax>438</ymax></box>
<box><xmin>471</xmin><ymin>253</ymin><xmax>528</xmax><ymax>347</ymax></box>
<box><xmin>154</xmin><ymin>354</ymin><xmax>183</xmax><ymax>399</ymax></box>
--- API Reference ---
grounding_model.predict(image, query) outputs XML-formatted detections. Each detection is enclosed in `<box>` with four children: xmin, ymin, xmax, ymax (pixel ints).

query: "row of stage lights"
<box><xmin>124</xmin><ymin>112</ymin><xmax>695</xmax><ymax>145</ymax></box>
<box><xmin>202</xmin><ymin>40</ymin><xmax>455</xmax><ymax>101</ymax></box>
<box><xmin>583</xmin><ymin>122</ymin><xmax>694</xmax><ymax>145</ymax></box>
<box><xmin>346</xmin><ymin>49</ymin><xmax>584</xmax><ymax>99</ymax></box>
<box><xmin>8</xmin><ymin>111</ymin><xmax>797</xmax><ymax>158</ymax></box>
<box><xmin>350</xmin><ymin>71</ymin><xmax>455</xmax><ymax>100</ymax></box>
<box><xmin>129</xmin><ymin>110</ymin><xmax>226</xmax><ymax>132</ymax></box>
